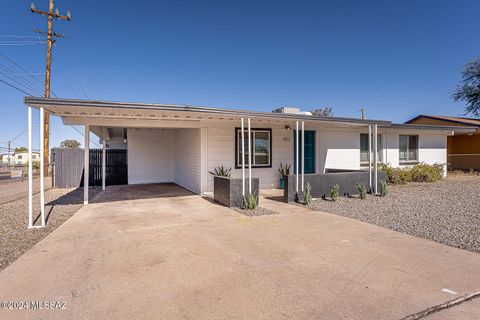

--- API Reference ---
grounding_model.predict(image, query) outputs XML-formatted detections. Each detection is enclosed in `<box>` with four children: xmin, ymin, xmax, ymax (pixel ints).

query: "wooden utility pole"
<box><xmin>31</xmin><ymin>0</ymin><xmax>71</xmax><ymax>176</ymax></box>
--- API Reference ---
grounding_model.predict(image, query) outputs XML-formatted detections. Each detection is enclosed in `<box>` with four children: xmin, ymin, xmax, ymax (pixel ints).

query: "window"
<box><xmin>360</xmin><ymin>134</ymin><xmax>383</xmax><ymax>165</ymax></box>
<box><xmin>235</xmin><ymin>128</ymin><xmax>272</xmax><ymax>168</ymax></box>
<box><xmin>17</xmin><ymin>155</ymin><xmax>22</xmax><ymax>160</ymax></box>
<box><xmin>399</xmin><ymin>135</ymin><xmax>418</xmax><ymax>163</ymax></box>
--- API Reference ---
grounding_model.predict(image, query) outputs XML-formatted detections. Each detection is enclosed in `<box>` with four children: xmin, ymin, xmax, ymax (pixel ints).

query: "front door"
<box><xmin>293</xmin><ymin>130</ymin><xmax>315</xmax><ymax>174</ymax></box>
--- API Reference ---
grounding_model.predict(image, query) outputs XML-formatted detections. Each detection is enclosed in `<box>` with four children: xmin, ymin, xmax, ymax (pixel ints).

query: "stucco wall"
<box><xmin>127</xmin><ymin>128</ymin><xmax>174</xmax><ymax>184</ymax></box>
<box><xmin>173</xmin><ymin>128</ymin><xmax>202</xmax><ymax>193</ymax></box>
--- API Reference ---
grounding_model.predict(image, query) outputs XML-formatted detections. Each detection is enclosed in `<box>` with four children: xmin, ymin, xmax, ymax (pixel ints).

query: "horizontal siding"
<box><xmin>173</xmin><ymin>129</ymin><xmax>201</xmax><ymax>193</ymax></box>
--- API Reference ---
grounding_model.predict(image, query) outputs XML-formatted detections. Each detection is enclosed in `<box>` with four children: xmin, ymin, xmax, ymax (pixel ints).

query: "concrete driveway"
<box><xmin>1</xmin><ymin>184</ymin><xmax>480</xmax><ymax>320</ymax></box>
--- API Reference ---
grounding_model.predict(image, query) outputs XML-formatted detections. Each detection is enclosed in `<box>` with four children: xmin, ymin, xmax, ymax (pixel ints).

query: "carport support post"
<box><xmin>241</xmin><ymin>118</ymin><xmax>245</xmax><ymax>197</ymax></box>
<box><xmin>39</xmin><ymin>107</ymin><xmax>45</xmax><ymax>226</ymax></box>
<box><xmin>27</xmin><ymin>106</ymin><xmax>33</xmax><ymax>229</ymax></box>
<box><xmin>102</xmin><ymin>140</ymin><xmax>106</xmax><ymax>191</ymax></box>
<box><xmin>373</xmin><ymin>124</ymin><xmax>378</xmax><ymax>195</ymax></box>
<box><xmin>368</xmin><ymin>125</ymin><xmax>372</xmax><ymax>192</ymax></box>
<box><xmin>301</xmin><ymin>121</ymin><xmax>304</xmax><ymax>192</ymax></box>
<box><xmin>248</xmin><ymin>117</ymin><xmax>252</xmax><ymax>194</ymax></box>
<box><xmin>295</xmin><ymin>121</ymin><xmax>299</xmax><ymax>193</ymax></box>
<box><xmin>84</xmin><ymin>125</ymin><xmax>90</xmax><ymax>205</ymax></box>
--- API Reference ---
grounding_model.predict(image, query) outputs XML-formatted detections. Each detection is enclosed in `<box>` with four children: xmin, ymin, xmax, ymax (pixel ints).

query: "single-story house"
<box><xmin>23</xmin><ymin>97</ymin><xmax>475</xmax><ymax>227</ymax></box>
<box><xmin>0</xmin><ymin>151</ymin><xmax>40</xmax><ymax>165</ymax></box>
<box><xmin>406</xmin><ymin>115</ymin><xmax>480</xmax><ymax>170</ymax></box>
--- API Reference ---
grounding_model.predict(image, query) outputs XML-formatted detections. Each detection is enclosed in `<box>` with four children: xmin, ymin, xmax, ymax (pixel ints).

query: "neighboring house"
<box><xmin>25</xmin><ymin>98</ymin><xmax>474</xmax><ymax>197</ymax></box>
<box><xmin>0</xmin><ymin>152</ymin><xmax>39</xmax><ymax>165</ymax></box>
<box><xmin>14</xmin><ymin>152</ymin><xmax>40</xmax><ymax>165</ymax></box>
<box><xmin>406</xmin><ymin>115</ymin><xmax>480</xmax><ymax>170</ymax></box>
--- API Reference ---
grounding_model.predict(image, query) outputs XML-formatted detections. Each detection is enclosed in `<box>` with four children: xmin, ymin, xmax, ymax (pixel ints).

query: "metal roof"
<box><xmin>406</xmin><ymin>114</ymin><xmax>480</xmax><ymax>127</ymax></box>
<box><xmin>23</xmin><ymin>97</ymin><xmax>477</xmax><ymax>133</ymax></box>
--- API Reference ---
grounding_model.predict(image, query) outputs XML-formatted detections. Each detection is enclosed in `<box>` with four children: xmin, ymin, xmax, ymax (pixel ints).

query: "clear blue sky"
<box><xmin>1</xmin><ymin>0</ymin><xmax>479</xmax><ymax>151</ymax></box>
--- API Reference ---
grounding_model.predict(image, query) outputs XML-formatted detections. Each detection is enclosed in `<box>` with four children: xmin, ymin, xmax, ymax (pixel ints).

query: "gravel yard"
<box><xmin>0</xmin><ymin>187</ymin><xmax>102</xmax><ymax>271</ymax></box>
<box><xmin>306</xmin><ymin>173</ymin><xmax>480</xmax><ymax>253</ymax></box>
<box><xmin>232</xmin><ymin>206</ymin><xmax>279</xmax><ymax>216</ymax></box>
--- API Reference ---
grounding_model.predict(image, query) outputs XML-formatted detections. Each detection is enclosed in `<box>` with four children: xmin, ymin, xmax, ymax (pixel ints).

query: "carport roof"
<box><xmin>24</xmin><ymin>97</ymin><xmax>476</xmax><ymax>133</ymax></box>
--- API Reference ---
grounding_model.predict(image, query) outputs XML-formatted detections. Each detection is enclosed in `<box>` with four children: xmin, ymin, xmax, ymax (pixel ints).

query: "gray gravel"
<box><xmin>0</xmin><ymin>187</ymin><xmax>102</xmax><ymax>271</ymax></box>
<box><xmin>306</xmin><ymin>174</ymin><xmax>480</xmax><ymax>253</ymax></box>
<box><xmin>232</xmin><ymin>206</ymin><xmax>279</xmax><ymax>217</ymax></box>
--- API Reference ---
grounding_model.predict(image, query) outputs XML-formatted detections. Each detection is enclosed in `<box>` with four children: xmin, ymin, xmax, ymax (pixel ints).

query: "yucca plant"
<box><xmin>330</xmin><ymin>184</ymin><xmax>340</xmax><ymax>202</ymax></box>
<box><xmin>278</xmin><ymin>163</ymin><xmax>291</xmax><ymax>176</ymax></box>
<box><xmin>242</xmin><ymin>193</ymin><xmax>257</xmax><ymax>210</ymax></box>
<box><xmin>208</xmin><ymin>165</ymin><xmax>232</xmax><ymax>177</ymax></box>
<box><xmin>356</xmin><ymin>183</ymin><xmax>367</xmax><ymax>199</ymax></box>
<box><xmin>304</xmin><ymin>182</ymin><xmax>312</xmax><ymax>205</ymax></box>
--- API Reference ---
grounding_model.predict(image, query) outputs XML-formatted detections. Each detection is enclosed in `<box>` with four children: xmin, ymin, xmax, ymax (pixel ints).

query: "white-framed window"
<box><xmin>360</xmin><ymin>133</ymin><xmax>383</xmax><ymax>165</ymax></box>
<box><xmin>17</xmin><ymin>155</ymin><xmax>22</xmax><ymax>160</ymax></box>
<box><xmin>399</xmin><ymin>135</ymin><xmax>419</xmax><ymax>163</ymax></box>
<box><xmin>235</xmin><ymin>128</ymin><xmax>272</xmax><ymax>168</ymax></box>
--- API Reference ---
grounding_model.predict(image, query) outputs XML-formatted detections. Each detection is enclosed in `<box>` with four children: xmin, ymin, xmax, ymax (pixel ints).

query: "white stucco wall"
<box><xmin>173</xmin><ymin>128</ymin><xmax>202</xmax><ymax>193</ymax></box>
<box><xmin>317</xmin><ymin>129</ymin><xmax>361</xmax><ymax>172</ymax></box>
<box><xmin>127</xmin><ymin>128</ymin><xmax>174</xmax><ymax>184</ymax></box>
<box><xmin>206</xmin><ymin>122</ymin><xmax>294</xmax><ymax>192</ymax></box>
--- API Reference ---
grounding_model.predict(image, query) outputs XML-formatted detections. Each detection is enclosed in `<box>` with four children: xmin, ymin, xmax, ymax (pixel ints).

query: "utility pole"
<box><xmin>31</xmin><ymin>1</ymin><xmax>71</xmax><ymax>176</ymax></box>
<box><xmin>7</xmin><ymin>141</ymin><xmax>11</xmax><ymax>165</ymax></box>
<box><xmin>360</xmin><ymin>108</ymin><xmax>365</xmax><ymax>120</ymax></box>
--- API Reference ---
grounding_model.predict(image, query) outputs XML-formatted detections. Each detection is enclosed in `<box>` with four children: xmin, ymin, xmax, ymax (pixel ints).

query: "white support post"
<box><xmin>301</xmin><ymin>121</ymin><xmax>305</xmax><ymax>192</ymax></box>
<box><xmin>373</xmin><ymin>124</ymin><xmax>378</xmax><ymax>195</ymax></box>
<box><xmin>241</xmin><ymin>118</ymin><xmax>245</xmax><ymax>197</ymax></box>
<box><xmin>368</xmin><ymin>125</ymin><xmax>372</xmax><ymax>192</ymax></box>
<box><xmin>84</xmin><ymin>125</ymin><xmax>90</xmax><ymax>205</ymax></box>
<box><xmin>27</xmin><ymin>107</ymin><xmax>33</xmax><ymax>229</ymax></box>
<box><xmin>102</xmin><ymin>140</ymin><xmax>106</xmax><ymax>191</ymax></box>
<box><xmin>295</xmin><ymin>121</ymin><xmax>299</xmax><ymax>193</ymax></box>
<box><xmin>39</xmin><ymin>107</ymin><xmax>45</xmax><ymax>227</ymax></box>
<box><xmin>247</xmin><ymin>118</ymin><xmax>252</xmax><ymax>194</ymax></box>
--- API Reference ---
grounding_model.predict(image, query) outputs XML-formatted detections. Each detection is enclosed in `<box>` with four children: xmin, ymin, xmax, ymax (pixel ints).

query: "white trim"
<box><xmin>368</xmin><ymin>125</ymin><xmax>372</xmax><ymax>191</ymax></box>
<box><xmin>102</xmin><ymin>141</ymin><xmax>106</xmax><ymax>191</ymax></box>
<box><xmin>296</xmin><ymin>121</ymin><xmax>299</xmax><ymax>193</ymax></box>
<box><xmin>373</xmin><ymin>124</ymin><xmax>378</xmax><ymax>194</ymax></box>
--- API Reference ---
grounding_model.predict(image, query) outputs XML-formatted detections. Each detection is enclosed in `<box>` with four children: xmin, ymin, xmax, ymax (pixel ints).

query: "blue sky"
<box><xmin>1</xmin><ymin>0</ymin><xmax>479</xmax><ymax>151</ymax></box>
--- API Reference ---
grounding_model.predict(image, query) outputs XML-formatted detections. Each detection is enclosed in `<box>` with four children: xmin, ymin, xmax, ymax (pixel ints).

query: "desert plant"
<box><xmin>304</xmin><ymin>182</ymin><xmax>312</xmax><ymax>205</ymax></box>
<box><xmin>356</xmin><ymin>183</ymin><xmax>367</xmax><ymax>199</ymax></box>
<box><xmin>379</xmin><ymin>180</ymin><xmax>388</xmax><ymax>197</ymax></box>
<box><xmin>410</xmin><ymin>163</ymin><xmax>443</xmax><ymax>182</ymax></box>
<box><xmin>208</xmin><ymin>165</ymin><xmax>232</xmax><ymax>177</ymax></box>
<box><xmin>330</xmin><ymin>184</ymin><xmax>340</xmax><ymax>201</ymax></box>
<box><xmin>242</xmin><ymin>193</ymin><xmax>257</xmax><ymax>210</ymax></box>
<box><xmin>278</xmin><ymin>163</ymin><xmax>291</xmax><ymax>176</ymax></box>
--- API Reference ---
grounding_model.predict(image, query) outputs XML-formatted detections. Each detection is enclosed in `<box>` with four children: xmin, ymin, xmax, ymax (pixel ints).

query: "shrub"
<box><xmin>330</xmin><ymin>184</ymin><xmax>340</xmax><ymax>201</ymax></box>
<box><xmin>381</xmin><ymin>163</ymin><xmax>443</xmax><ymax>184</ymax></box>
<box><xmin>356</xmin><ymin>183</ymin><xmax>367</xmax><ymax>199</ymax></box>
<box><xmin>209</xmin><ymin>165</ymin><xmax>232</xmax><ymax>177</ymax></box>
<box><xmin>304</xmin><ymin>182</ymin><xmax>312</xmax><ymax>205</ymax></box>
<box><xmin>242</xmin><ymin>193</ymin><xmax>257</xmax><ymax>210</ymax></box>
<box><xmin>278</xmin><ymin>163</ymin><xmax>291</xmax><ymax>176</ymax></box>
<box><xmin>379</xmin><ymin>180</ymin><xmax>388</xmax><ymax>197</ymax></box>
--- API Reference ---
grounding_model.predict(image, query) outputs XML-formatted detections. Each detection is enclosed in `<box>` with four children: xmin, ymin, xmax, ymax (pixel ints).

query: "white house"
<box><xmin>23</xmin><ymin>97</ymin><xmax>475</xmax><ymax>227</ymax></box>
<box><xmin>1</xmin><ymin>152</ymin><xmax>39</xmax><ymax>165</ymax></box>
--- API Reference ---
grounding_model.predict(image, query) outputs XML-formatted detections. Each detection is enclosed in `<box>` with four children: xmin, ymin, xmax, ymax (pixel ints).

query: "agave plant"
<box><xmin>208</xmin><ymin>165</ymin><xmax>232</xmax><ymax>177</ymax></box>
<box><xmin>242</xmin><ymin>193</ymin><xmax>257</xmax><ymax>210</ymax></box>
<box><xmin>278</xmin><ymin>163</ymin><xmax>291</xmax><ymax>176</ymax></box>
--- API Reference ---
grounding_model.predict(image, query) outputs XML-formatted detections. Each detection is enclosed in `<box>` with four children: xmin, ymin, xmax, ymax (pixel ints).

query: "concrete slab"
<box><xmin>0</xmin><ymin>184</ymin><xmax>479</xmax><ymax>319</ymax></box>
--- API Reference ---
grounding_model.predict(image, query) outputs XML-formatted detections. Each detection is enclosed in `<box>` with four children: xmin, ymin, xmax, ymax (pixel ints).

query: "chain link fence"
<box><xmin>0</xmin><ymin>163</ymin><xmax>53</xmax><ymax>205</ymax></box>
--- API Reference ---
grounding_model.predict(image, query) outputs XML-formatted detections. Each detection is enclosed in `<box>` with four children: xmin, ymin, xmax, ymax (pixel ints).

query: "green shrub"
<box><xmin>209</xmin><ymin>165</ymin><xmax>232</xmax><ymax>177</ymax></box>
<box><xmin>304</xmin><ymin>182</ymin><xmax>312</xmax><ymax>205</ymax></box>
<box><xmin>379</xmin><ymin>180</ymin><xmax>388</xmax><ymax>197</ymax></box>
<box><xmin>278</xmin><ymin>163</ymin><xmax>291</xmax><ymax>176</ymax></box>
<box><xmin>410</xmin><ymin>163</ymin><xmax>443</xmax><ymax>182</ymax></box>
<box><xmin>381</xmin><ymin>163</ymin><xmax>443</xmax><ymax>184</ymax></box>
<box><xmin>330</xmin><ymin>184</ymin><xmax>340</xmax><ymax>201</ymax></box>
<box><xmin>242</xmin><ymin>193</ymin><xmax>257</xmax><ymax>210</ymax></box>
<box><xmin>356</xmin><ymin>183</ymin><xmax>367</xmax><ymax>199</ymax></box>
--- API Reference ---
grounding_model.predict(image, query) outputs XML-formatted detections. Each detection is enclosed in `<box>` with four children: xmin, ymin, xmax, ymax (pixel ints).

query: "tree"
<box><xmin>14</xmin><ymin>147</ymin><xmax>27</xmax><ymax>153</ymax></box>
<box><xmin>310</xmin><ymin>107</ymin><xmax>334</xmax><ymax>117</ymax></box>
<box><xmin>452</xmin><ymin>58</ymin><xmax>480</xmax><ymax>116</ymax></box>
<box><xmin>60</xmin><ymin>139</ymin><xmax>81</xmax><ymax>149</ymax></box>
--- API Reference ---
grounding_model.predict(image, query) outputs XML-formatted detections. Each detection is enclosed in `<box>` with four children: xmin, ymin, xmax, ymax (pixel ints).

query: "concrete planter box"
<box><xmin>213</xmin><ymin>176</ymin><xmax>259</xmax><ymax>208</ymax></box>
<box><xmin>283</xmin><ymin>170</ymin><xmax>387</xmax><ymax>203</ymax></box>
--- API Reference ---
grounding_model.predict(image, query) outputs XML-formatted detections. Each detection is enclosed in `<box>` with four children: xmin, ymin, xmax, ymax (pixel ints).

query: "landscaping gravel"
<box><xmin>0</xmin><ymin>187</ymin><xmax>102</xmax><ymax>271</ymax></box>
<box><xmin>306</xmin><ymin>173</ymin><xmax>480</xmax><ymax>253</ymax></box>
<box><xmin>232</xmin><ymin>206</ymin><xmax>279</xmax><ymax>217</ymax></box>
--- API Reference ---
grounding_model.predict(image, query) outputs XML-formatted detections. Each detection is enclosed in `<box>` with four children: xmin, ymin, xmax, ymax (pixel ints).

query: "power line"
<box><xmin>0</xmin><ymin>78</ymin><xmax>32</xmax><ymax>95</ymax></box>
<box><xmin>70</xmin><ymin>125</ymin><xmax>100</xmax><ymax>147</ymax></box>
<box><xmin>0</xmin><ymin>67</ymin><xmax>42</xmax><ymax>96</ymax></box>
<box><xmin>0</xmin><ymin>63</ymin><xmax>44</xmax><ymax>95</ymax></box>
